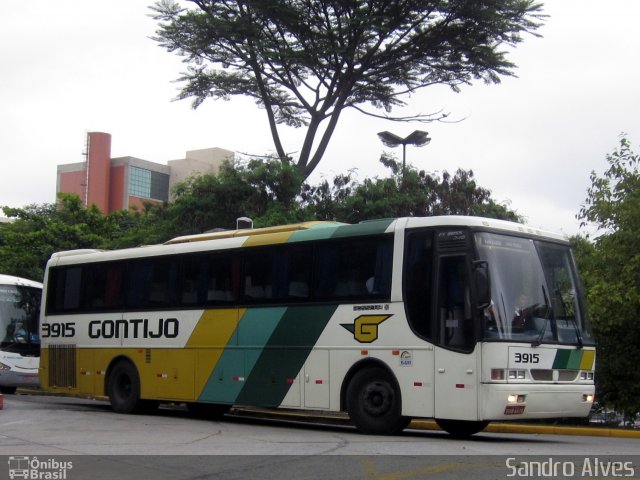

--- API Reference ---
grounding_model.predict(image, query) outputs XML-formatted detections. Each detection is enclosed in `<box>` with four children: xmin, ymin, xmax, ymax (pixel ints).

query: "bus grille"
<box><xmin>48</xmin><ymin>345</ymin><xmax>77</xmax><ymax>388</ymax></box>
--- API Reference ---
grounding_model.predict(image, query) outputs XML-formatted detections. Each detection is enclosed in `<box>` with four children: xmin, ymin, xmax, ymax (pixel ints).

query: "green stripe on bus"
<box><xmin>552</xmin><ymin>349</ymin><xmax>586</xmax><ymax>369</ymax></box>
<box><xmin>566</xmin><ymin>350</ymin><xmax>583</xmax><ymax>369</ymax></box>
<box><xmin>236</xmin><ymin>304</ymin><xmax>338</xmax><ymax>407</ymax></box>
<box><xmin>198</xmin><ymin>307</ymin><xmax>287</xmax><ymax>404</ymax></box>
<box><xmin>552</xmin><ymin>349</ymin><xmax>571</xmax><ymax>369</ymax></box>
<box><xmin>289</xmin><ymin>223</ymin><xmax>341</xmax><ymax>243</ymax></box>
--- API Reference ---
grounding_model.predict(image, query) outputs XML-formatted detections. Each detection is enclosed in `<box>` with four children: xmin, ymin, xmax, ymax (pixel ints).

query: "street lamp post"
<box><xmin>377</xmin><ymin>130</ymin><xmax>431</xmax><ymax>180</ymax></box>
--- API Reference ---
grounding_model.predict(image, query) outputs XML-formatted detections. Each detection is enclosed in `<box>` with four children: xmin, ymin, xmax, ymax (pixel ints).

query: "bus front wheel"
<box><xmin>435</xmin><ymin>419</ymin><xmax>489</xmax><ymax>437</ymax></box>
<box><xmin>346</xmin><ymin>367</ymin><xmax>410</xmax><ymax>435</ymax></box>
<box><xmin>108</xmin><ymin>360</ymin><xmax>146</xmax><ymax>414</ymax></box>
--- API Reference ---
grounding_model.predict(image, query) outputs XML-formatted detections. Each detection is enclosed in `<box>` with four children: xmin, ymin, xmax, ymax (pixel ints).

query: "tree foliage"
<box><xmin>151</xmin><ymin>0</ymin><xmax>544</xmax><ymax>178</ymax></box>
<box><xmin>576</xmin><ymin>136</ymin><xmax>640</xmax><ymax>421</ymax></box>
<box><xmin>0</xmin><ymin>157</ymin><xmax>519</xmax><ymax>285</ymax></box>
<box><xmin>0</xmin><ymin>194</ymin><xmax>116</xmax><ymax>281</ymax></box>
<box><xmin>302</xmin><ymin>155</ymin><xmax>521</xmax><ymax>223</ymax></box>
<box><xmin>169</xmin><ymin>157</ymin><xmax>305</xmax><ymax>232</ymax></box>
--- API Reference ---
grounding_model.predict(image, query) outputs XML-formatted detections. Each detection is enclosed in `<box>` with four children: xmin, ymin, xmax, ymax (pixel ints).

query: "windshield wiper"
<box><xmin>553</xmin><ymin>288</ymin><xmax>584</xmax><ymax>348</ymax></box>
<box><xmin>531</xmin><ymin>285</ymin><xmax>552</xmax><ymax>347</ymax></box>
<box><xmin>568</xmin><ymin>317</ymin><xmax>584</xmax><ymax>349</ymax></box>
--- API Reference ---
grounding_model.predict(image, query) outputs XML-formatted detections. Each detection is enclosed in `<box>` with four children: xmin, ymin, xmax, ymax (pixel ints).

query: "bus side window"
<box><xmin>243</xmin><ymin>250</ymin><xmax>274</xmax><ymax>302</ymax></box>
<box><xmin>125</xmin><ymin>260</ymin><xmax>177</xmax><ymax>309</ymax></box>
<box><xmin>83</xmin><ymin>263</ymin><xmax>123</xmax><ymax>311</ymax></box>
<box><xmin>209</xmin><ymin>255</ymin><xmax>234</xmax><ymax>303</ymax></box>
<box><xmin>280</xmin><ymin>247</ymin><xmax>312</xmax><ymax>300</ymax></box>
<box><xmin>55</xmin><ymin>267</ymin><xmax>82</xmax><ymax>313</ymax></box>
<box><xmin>404</xmin><ymin>231</ymin><xmax>434</xmax><ymax>341</ymax></box>
<box><xmin>437</xmin><ymin>255</ymin><xmax>474</xmax><ymax>351</ymax></box>
<box><xmin>180</xmin><ymin>255</ymin><xmax>206</xmax><ymax>305</ymax></box>
<box><xmin>313</xmin><ymin>237</ymin><xmax>392</xmax><ymax>301</ymax></box>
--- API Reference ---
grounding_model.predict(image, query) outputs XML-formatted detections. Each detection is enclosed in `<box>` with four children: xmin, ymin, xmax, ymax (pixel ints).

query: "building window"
<box><xmin>128</xmin><ymin>166</ymin><xmax>169</xmax><ymax>201</ymax></box>
<box><xmin>129</xmin><ymin>166</ymin><xmax>151</xmax><ymax>198</ymax></box>
<box><xmin>150</xmin><ymin>171</ymin><xmax>169</xmax><ymax>202</ymax></box>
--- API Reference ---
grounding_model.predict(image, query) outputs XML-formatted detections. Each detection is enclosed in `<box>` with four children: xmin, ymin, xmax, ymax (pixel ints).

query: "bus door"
<box><xmin>403</xmin><ymin>229</ymin><xmax>436</xmax><ymax>417</ymax></box>
<box><xmin>433</xmin><ymin>230</ymin><xmax>479</xmax><ymax>421</ymax></box>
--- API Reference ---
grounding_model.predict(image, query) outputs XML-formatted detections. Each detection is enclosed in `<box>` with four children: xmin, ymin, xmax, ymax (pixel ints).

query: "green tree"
<box><xmin>152</xmin><ymin>0</ymin><xmax>543</xmax><ymax>178</ymax></box>
<box><xmin>577</xmin><ymin>136</ymin><xmax>640</xmax><ymax>422</ymax></box>
<box><xmin>0</xmin><ymin>157</ymin><xmax>520</xmax><ymax>280</ymax></box>
<box><xmin>302</xmin><ymin>155</ymin><xmax>521</xmax><ymax>223</ymax></box>
<box><xmin>0</xmin><ymin>194</ymin><xmax>114</xmax><ymax>281</ymax></box>
<box><xmin>169</xmin><ymin>157</ymin><xmax>305</xmax><ymax>233</ymax></box>
<box><xmin>105</xmin><ymin>202</ymin><xmax>176</xmax><ymax>249</ymax></box>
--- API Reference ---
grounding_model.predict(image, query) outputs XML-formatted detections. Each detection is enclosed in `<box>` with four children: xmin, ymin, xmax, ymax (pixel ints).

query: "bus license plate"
<box><xmin>504</xmin><ymin>405</ymin><xmax>526</xmax><ymax>415</ymax></box>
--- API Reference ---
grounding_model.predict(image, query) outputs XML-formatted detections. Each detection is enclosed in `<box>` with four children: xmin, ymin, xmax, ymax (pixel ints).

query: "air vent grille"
<box><xmin>48</xmin><ymin>344</ymin><xmax>77</xmax><ymax>388</ymax></box>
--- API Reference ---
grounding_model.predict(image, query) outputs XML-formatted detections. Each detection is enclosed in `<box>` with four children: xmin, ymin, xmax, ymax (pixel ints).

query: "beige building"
<box><xmin>168</xmin><ymin>147</ymin><xmax>235</xmax><ymax>197</ymax></box>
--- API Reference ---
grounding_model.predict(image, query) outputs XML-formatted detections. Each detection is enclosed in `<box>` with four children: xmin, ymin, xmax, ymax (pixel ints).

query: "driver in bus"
<box><xmin>511</xmin><ymin>293</ymin><xmax>533</xmax><ymax>331</ymax></box>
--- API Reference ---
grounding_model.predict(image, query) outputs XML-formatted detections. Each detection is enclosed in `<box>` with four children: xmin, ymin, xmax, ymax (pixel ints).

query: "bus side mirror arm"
<box><xmin>473</xmin><ymin>260</ymin><xmax>491</xmax><ymax>309</ymax></box>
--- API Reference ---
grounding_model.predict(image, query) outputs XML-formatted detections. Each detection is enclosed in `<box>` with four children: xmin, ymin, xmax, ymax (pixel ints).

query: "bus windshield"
<box><xmin>0</xmin><ymin>284</ymin><xmax>42</xmax><ymax>355</ymax></box>
<box><xmin>476</xmin><ymin>233</ymin><xmax>594</xmax><ymax>346</ymax></box>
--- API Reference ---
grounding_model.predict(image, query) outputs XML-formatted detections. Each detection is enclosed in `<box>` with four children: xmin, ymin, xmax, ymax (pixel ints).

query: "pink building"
<box><xmin>56</xmin><ymin>132</ymin><xmax>233</xmax><ymax>214</ymax></box>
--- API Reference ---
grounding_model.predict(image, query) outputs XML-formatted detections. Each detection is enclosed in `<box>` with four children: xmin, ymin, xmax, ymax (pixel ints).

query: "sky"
<box><xmin>1</xmin><ymin>1</ymin><xmax>639</xmax><ymax>236</ymax></box>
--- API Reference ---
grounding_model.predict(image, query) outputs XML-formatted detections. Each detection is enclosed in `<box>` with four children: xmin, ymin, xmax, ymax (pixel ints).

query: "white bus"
<box><xmin>0</xmin><ymin>274</ymin><xmax>42</xmax><ymax>394</ymax></box>
<box><xmin>39</xmin><ymin>216</ymin><xmax>595</xmax><ymax>436</ymax></box>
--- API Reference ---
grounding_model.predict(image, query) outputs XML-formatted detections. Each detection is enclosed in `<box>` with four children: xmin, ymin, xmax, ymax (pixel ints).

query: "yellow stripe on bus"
<box><xmin>243</xmin><ymin>231</ymin><xmax>296</xmax><ymax>247</ymax></box>
<box><xmin>579</xmin><ymin>350</ymin><xmax>596</xmax><ymax>370</ymax></box>
<box><xmin>186</xmin><ymin>308</ymin><xmax>243</xmax><ymax>398</ymax></box>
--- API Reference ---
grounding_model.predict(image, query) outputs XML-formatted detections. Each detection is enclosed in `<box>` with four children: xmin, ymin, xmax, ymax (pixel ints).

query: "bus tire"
<box><xmin>435</xmin><ymin>419</ymin><xmax>489</xmax><ymax>437</ymax></box>
<box><xmin>108</xmin><ymin>360</ymin><xmax>144</xmax><ymax>414</ymax></box>
<box><xmin>186</xmin><ymin>402</ymin><xmax>231</xmax><ymax>419</ymax></box>
<box><xmin>346</xmin><ymin>367</ymin><xmax>409</xmax><ymax>435</ymax></box>
<box><xmin>0</xmin><ymin>386</ymin><xmax>17</xmax><ymax>394</ymax></box>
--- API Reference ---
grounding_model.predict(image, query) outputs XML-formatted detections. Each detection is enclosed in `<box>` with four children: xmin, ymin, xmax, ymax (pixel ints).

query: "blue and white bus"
<box><xmin>0</xmin><ymin>274</ymin><xmax>42</xmax><ymax>394</ymax></box>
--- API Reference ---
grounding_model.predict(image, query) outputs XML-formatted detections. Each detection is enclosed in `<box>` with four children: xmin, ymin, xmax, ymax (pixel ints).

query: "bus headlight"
<box><xmin>579</xmin><ymin>371</ymin><xmax>594</xmax><ymax>381</ymax></box>
<box><xmin>491</xmin><ymin>369</ymin><xmax>506</xmax><ymax>380</ymax></box>
<box><xmin>508</xmin><ymin>394</ymin><xmax>526</xmax><ymax>404</ymax></box>
<box><xmin>583</xmin><ymin>394</ymin><xmax>594</xmax><ymax>403</ymax></box>
<box><xmin>0</xmin><ymin>361</ymin><xmax>10</xmax><ymax>371</ymax></box>
<box><xmin>508</xmin><ymin>370</ymin><xmax>526</xmax><ymax>380</ymax></box>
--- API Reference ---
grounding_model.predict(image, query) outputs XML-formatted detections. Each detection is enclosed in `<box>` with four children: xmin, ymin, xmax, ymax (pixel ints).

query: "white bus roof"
<box><xmin>47</xmin><ymin>216</ymin><xmax>570</xmax><ymax>267</ymax></box>
<box><xmin>401</xmin><ymin>216</ymin><xmax>569</xmax><ymax>242</ymax></box>
<box><xmin>0</xmin><ymin>274</ymin><xmax>43</xmax><ymax>289</ymax></box>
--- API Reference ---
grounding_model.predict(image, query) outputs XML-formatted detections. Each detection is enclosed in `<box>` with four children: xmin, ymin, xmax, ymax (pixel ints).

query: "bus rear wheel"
<box><xmin>0</xmin><ymin>386</ymin><xmax>17</xmax><ymax>394</ymax></box>
<box><xmin>346</xmin><ymin>367</ymin><xmax>410</xmax><ymax>435</ymax></box>
<box><xmin>107</xmin><ymin>360</ymin><xmax>150</xmax><ymax>414</ymax></box>
<box><xmin>435</xmin><ymin>419</ymin><xmax>489</xmax><ymax>437</ymax></box>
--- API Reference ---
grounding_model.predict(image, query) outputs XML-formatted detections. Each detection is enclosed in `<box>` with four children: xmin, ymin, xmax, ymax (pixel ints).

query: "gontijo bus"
<box><xmin>39</xmin><ymin>216</ymin><xmax>595</xmax><ymax>436</ymax></box>
<box><xmin>0</xmin><ymin>274</ymin><xmax>42</xmax><ymax>394</ymax></box>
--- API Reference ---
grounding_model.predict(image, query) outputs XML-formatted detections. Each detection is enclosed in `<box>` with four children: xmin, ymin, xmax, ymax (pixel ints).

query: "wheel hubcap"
<box><xmin>363</xmin><ymin>381</ymin><xmax>392</xmax><ymax>417</ymax></box>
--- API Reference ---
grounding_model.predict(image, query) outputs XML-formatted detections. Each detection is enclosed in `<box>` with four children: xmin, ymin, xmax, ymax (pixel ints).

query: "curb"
<box><xmin>232</xmin><ymin>407</ymin><xmax>640</xmax><ymax>439</ymax></box>
<box><xmin>482</xmin><ymin>422</ymin><xmax>640</xmax><ymax>439</ymax></box>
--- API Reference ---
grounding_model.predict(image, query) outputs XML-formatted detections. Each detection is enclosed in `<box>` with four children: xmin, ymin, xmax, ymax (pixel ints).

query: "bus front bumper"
<box><xmin>0</xmin><ymin>371</ymin><xmax>40</xmax><ymax>389</ymax></box>
<box><xmin>480</xmin><ymin>383</ymin><xmax>594</xmax><ymax>421</ymax></box>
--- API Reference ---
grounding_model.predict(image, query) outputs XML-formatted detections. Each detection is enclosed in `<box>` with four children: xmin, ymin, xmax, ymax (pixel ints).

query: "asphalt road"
<box><xmin>1</xmin><ymin>393</ymin><xmax>638</xmax><ymax>480</ymax></box>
